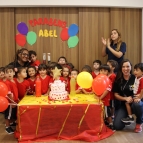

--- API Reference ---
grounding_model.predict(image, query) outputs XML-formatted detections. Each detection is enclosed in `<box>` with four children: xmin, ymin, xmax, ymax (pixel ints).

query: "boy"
<box><xmin>71</xmin><ymin>69</ymin><xmax>82</xmax><ymax>94</ymax></box>
<box><xmin>121</xmin><ymin>63</ymin><xmax>143</xmax><ymax>125</ymax></box>
<box><xmin>4</xmin><ymin>65</ymin><xmax>18</xmax><ymax>134</ymax></box>
<box><xmin>58</xmin><ymin>56</ymin><xmax>67</xmax><ymax>66</ymax></box>
<box><xmin>92</xmin><ymin>60</ymin><xmax>102</xmax><ymax>79</ymax></box>
<box><xmin>29</xmin><ymin>50</ymin><xmax>40</xmax><ymax>70</ymax></box>
<box><xmin>99</xmin><ymin>64</ymin><xmax>114</xmax><ymax>130</ymax></box>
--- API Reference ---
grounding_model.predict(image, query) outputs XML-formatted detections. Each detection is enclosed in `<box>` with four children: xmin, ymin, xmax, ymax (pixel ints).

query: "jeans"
<box><xmin>113</xmin><ymin>100</ymin><xmax>143</xmax><ymax>130</ymax></box>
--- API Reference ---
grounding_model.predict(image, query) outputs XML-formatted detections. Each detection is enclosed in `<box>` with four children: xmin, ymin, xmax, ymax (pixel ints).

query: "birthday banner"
<box><xmin>15</xmin><ymin>18</ymin><xmax>79</xmax><ymax>48</ymax></box>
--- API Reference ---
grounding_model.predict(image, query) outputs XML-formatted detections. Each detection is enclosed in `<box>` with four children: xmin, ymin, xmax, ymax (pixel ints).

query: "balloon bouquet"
<box><xmin>0</xmin><ymin>82</ymin><xmax>9</xmax><ymax>112</ymax></box>
<box><xmin>77</xmin><ymin>72</ymin><xmax>110</xmax><ymax>97</ymax></box>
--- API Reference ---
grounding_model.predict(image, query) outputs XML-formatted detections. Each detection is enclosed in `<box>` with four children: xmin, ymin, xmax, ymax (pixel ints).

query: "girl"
<box><xmin>81</xmin><ymin>65</ymin><xmax>93</xmax><ymax>94</ymax></box>
<box><xmin>101</xmin><ymin>29</ymin><xmax>126</xmax><ymax>65</ymax></box>
<box><xmin>27</xmin><ymin>66</ymin><xmax>37</xmax><ymax>95</ymax></box>
<box><xmin>107</xmin><ymin>60</ymin><xmax>118</xmax><ymax>117</ymax></box>
<box><xmin>14</xmin><ymin>67</ymin><xmax>30</xmax><ymax>100</ymax></box>
<box><xmin>62</xmin><ymin>66</ymin><xmax>70</xmax><ymax>93</ymax></box>
<box><xmin>38</xmin><ymin>64</ymin><xmax>50</xmax><ymax>95</ymax></box>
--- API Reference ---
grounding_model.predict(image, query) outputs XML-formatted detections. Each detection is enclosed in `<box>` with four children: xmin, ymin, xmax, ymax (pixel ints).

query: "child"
<box><xmin>27</xmin><ymin>66</ymin><xmax>37</xmax><ymax>95</ymax></box>
<box><xmin>0</xmin><ymin>67</ymin><xmax>5</xmax><ymax>81</ymax></box>
<box><xmin>71</xmin><ymin>69</ymin><xmax>82</xmax><ymax>94</ymax></box>
<box><xmin>14</xmin><ymin>67</ymin><xmax>30</xmax><ymax>100</ymax></box>
<box><xmin>81</xmin><ymin>65</ymin><xmax>93</xmax><ymax>94</ymax></box>
<box><xmin>107</xmin><ymin>60</ymin><xmax>118</xmax><ymax>117</ymax></box>
<box><xmin>4</xmin><ymin>65</ymin><xmax>18</xmax><ymax>134</ymax></box>
<box><xmin>58</xmin><ymin>56</ymin><xmax>67</xmax><ymax>66</ymax></box>
<box><xmin>121</xmin><ymin>63</ymin><xmax>143</xmax><ymax>123</ymax></box>
<box><xmin>38</xmin><ymin>64</ymin><xmax>50</xmax><ymax>95</ymax></box>
<box><xmin>62</xmin><ymin>66</ymin><xmax>70</xmax><ymax>93</ymax></box>
<box><xmin>29</xmin><ymin>50</ymin><xmax>40</xmax><ymax>70</ymax></box>
<box><xmin>92</xmin><ymin>60</ymin><xmax>102</xmax><ymax>79</ymax></box>
<box><xmin>99</xmin><ymin>64</ymin><xmax>114</xmax><ymax>130</ymax></box>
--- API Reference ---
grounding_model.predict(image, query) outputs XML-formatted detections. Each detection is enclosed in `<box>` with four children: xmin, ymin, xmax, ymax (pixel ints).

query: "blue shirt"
<box><xmin>106</xmin><ymin>42</ymin><xmax>126</xmax><ymax>65</ymax></box>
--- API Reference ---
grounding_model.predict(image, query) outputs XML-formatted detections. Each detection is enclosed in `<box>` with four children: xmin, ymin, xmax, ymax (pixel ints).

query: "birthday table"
<box><xmin>15</xmin><ymin>94</ymin><xmax>114</xmax><ymax>143</ymax></box>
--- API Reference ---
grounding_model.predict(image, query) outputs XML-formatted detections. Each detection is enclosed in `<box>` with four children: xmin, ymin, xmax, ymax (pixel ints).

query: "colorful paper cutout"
<box><xmin>26</xmin><ymin>31</ymin><xmax>37</xmax><ymax>45</ymax></box>
<box><xmin>67</xmin><ymin>36</ymin><xmax>79</xmax><ymax>48</ymax></box>
<box><xmin>68</xmin><ymin>24</ymin><xmax>79</xmax><ymax>37</ymax></box>
<box><xmin>15</xmin><ymin>34</ymin><xmax>26</xmax><ymax>47</ymax></box>
<box><xmin>60</xmin><ymin>28</ymin><xmax>69</xmax><ymax>41</ymax></box>
<box><xmin>17</xmin><ymin>22</ymin><xmax>28</xmax><ymax>35</ymax></box>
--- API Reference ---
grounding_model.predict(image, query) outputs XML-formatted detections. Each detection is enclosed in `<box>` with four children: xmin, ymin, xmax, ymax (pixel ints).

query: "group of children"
<box><xmin>0</xmin><ymin>49</ymin><xmax>143</xmax><ymax>134</ymax></box>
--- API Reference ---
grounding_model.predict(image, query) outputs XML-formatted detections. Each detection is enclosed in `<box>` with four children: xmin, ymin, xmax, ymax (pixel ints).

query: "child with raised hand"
<box><xmin>58</xmin><ymin>56</ymin><xmax>67</xmax><ymax>66</ymax></box>
<box><xmin>38</xmin><ymin>64</ymin><xmax>50</xmax><ymax>95</ymax></box>
<box><xmin>62</xmin><ymin>66</ymin><xmax>70</xmax><ymax>93</ymax></box>
<box><xmin>4</xmin><ymin>65</ymin><xmax>18</xmax><ymax>134</ymax></box>
<box><xmin>71</xmin><ymin>69</ymin><xmax>82</xmax><ymax>94</ymax></box>
<box><xmin>27</xmin><ymin>66</ymin><xmax>37</xmax><ymax>95</ymax></box>
<box><xmin>92</xmin><ymin>60</ymin><xmax>102</xmax><ymax>79</ymax></box>
<box><xmin>29</xmin><ymin>50</ymin><xmax>40</xmax><ymax>70</ymax></box>
<box><xmin>81</xmin><ymin>65</ymin><xmax>93</xmax><ymax>94</ymax></box>
<box><xmin>14</xmin><ymin>67</ymin><xmax>30</xmax><ymax>100</ymax></box>
<box><xmin>0</xmin><ymin>67</ymin><xmax>5</xmax><ymax>81</ymax></box>
<box><xmin>107</xmin><ymin>60</ymin><xmax>118</xmax><ymax>117</ymax></box>
<box><xmin>99</xmin><ymin>64</ymin><xmax>114</xmax><ymax>130</ymax></box>
<box><xmin>121</xmin><ymin>63</ymin><xmax>143</xmax><ymax>124</ymax></box>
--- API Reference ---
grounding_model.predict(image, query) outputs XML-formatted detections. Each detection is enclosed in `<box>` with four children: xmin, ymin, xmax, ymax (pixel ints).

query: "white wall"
<box><xmin>0</xmin><ymin>0</ymin><xmax>143</xmax><ymax>8</ymax></box>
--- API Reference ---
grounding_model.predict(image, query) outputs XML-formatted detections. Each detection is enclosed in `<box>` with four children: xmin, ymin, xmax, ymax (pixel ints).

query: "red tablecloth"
<box><xmin>15</xmin><ymin>95</ymin><xmax>114</xmax><ymax>142</ymax></box>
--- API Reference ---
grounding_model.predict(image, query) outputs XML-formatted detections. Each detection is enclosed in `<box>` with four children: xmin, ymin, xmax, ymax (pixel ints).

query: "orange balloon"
<box><xmin>0</xmin><ymin>96</ymin><xmax>9</xmax><ymax>112</ymax></box>
<box><xmin>0</xmin><ymin>82</ymin><xmax>8</xmax><ymax>97</ymax></box>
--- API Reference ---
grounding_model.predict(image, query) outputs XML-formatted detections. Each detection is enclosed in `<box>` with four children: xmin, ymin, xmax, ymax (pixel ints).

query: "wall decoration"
<box><xmin>15</xmin><ymin>18</ymin><xmax>79</xmax><ymax>48</ymax></box>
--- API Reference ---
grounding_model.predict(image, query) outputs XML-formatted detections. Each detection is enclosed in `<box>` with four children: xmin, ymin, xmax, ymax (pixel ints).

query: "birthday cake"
<box><xmin>49</xmin><ymin>80</ymin><xmax>68</xmax><ymax>100</ymax></box>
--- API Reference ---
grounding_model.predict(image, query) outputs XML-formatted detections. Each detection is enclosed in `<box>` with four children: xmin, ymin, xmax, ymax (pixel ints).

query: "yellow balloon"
<box><xmin>77</xmin><ymin>72</ymin><xmax>93</xmax><ymax>88</ymax></box>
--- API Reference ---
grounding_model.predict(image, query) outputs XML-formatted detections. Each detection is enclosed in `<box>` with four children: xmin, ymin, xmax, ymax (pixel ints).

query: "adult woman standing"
<box><xmin>101</xmin><ymin>29</ymin><xmax>126</xmax><ymax>65</ymax></box>
<box><xmin>112</xmin><ymin>59</ymin><xmax>143</xmax><ymax>132</ymax></box>
<box><xmin>9</xmin><ymin>48</ymin><xmax>30</xmax><ymax>70</ymax></box>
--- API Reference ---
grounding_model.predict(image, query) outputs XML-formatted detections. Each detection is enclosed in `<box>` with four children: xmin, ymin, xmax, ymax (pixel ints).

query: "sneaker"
<box><xmin>121</xmin><ymin>116</ymin><xmax>134</xmax><ymax>123</ymax></box>
<box><xmin>124</xmin><ymin>122</ymin><xmax>131</xmax><ymax>126</ymax></box>
<box><xmin>5</xmin><ymin>127</ymin><xmax>14</xmax><ymax>134</ymax></box>
<box><xmin>134</xmin><ymin>124</ymin><xmax>142</xmax><ymax>133</ymax></box>
<box><xmin>10</xmin><ymin>122</ymin><xmax>17</xmax><ymax>127</ymax></box>
<box><xmin>109</xmin><ymin>124</ymin><xmax>116</xmax><ymax>131</ymax></box>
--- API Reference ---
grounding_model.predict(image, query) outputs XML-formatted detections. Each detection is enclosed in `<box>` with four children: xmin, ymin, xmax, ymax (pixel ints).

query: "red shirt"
<box><xmin>63</xmin><ymin>77</ymin><xmax>70</xmax><ymax>92</ymax></box>
<box><xmin>14</xmin><ymin>79</ymin><xmax>30</xmax><ymax>100</ymax></box>
<box><xmin>92</xmin><ymin>71</ymin><xmax>99</xmax><ymax>79</ymax></box>
<box><xmin>102</xmin><ymin>81</ymin><xmax>112</xmax><ymax>106</ymax></box>
<box><xmin>76</xmin><ymin>83</ymin><xmax>81</xmax><ymax>90</ymax></box>
<box><xmin>27</xmin><ymin>78</ymin><xmax>36</xmax><ymax>95</ymax></box>
<box><xmin>136</xmin><ymin>78</ymin><xmax>143</xmax><ymax>94</ymax></box>
<box><xmin>39</xmin><ymin>75</ymin><xmax>50</xmax><ymax>94</ymax></box>
<box><xmin>109</xmin><ymin>73</ymin><xmax>116</xmax><ymax>100</ymax></box>
<box><xmin>4</xmin><ymin>80</ymin><xmax>18</xmax><ymax>102</ymax></box>
<box><xmin>30</xmin><ymin>60</ymin><xmax>40</xmax><ymax>67</ymax></box>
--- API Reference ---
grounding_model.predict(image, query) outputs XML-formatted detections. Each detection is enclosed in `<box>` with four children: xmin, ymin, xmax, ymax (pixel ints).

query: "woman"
<box><xmin>9</xmin><ymin>48</ymin><xmax>30</xmax><ymax>70</ymax></box>
<box><xmin>112</xmin><ymin>59</ymin><xmax>143</xmax><ymax>132</ymax></box>
<box><xmin>101</xmin><ymin>29</ymin><xmax>126</xmax><ymax>65</ymax></box>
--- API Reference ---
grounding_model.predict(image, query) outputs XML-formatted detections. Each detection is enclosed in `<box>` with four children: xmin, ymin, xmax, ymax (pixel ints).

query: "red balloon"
<box><xmin>97</xmin><ymin>74</ymin><xmax>110</xmax><ymax>85</ymax></box>
<box><xmin>92</xmin><ymin>74</ymin><xmax>110</xmax><ymax>96</ymax></box>
<box><xmin>15</xmin><ymin>34</ymin><xmax>26</xmax><ymax>47</ymax></box>
<box><xmin>0</xmin><ymin>96</ymin><xmax>9</xmax><ymax>112</ymax></box>
<box><xmin>60</xmin><ymin>28</ymin><xmax>69</xmax><ymax>41</ymax></box>
<box><xmin>0</xmin><ymin>82</ymin><xmax>8</xmax><ymax>97</ymax></box>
